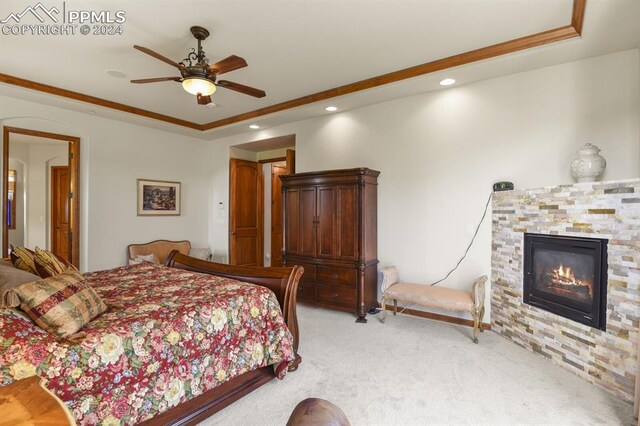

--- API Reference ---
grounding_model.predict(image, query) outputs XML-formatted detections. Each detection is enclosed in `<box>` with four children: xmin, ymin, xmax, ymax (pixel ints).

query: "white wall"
<box><xmin>21</xmin><ymin>142</ymin><xmax>68</xmax><ymax>250</ymax></box>
<box><xmin>208</xmin><ymin>49</ymin><xmax>640</xmax><ymax>321</ymax></box>
<box><xmin>0</xmin><ymin>98</ymin><xmax>210</xmax><ymax>271</ymax></box>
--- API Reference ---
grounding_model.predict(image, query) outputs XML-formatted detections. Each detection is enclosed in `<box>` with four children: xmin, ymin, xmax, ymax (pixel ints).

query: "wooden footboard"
<box><xmin>143</xmin><ymin>251</ymin><xmax>303</xmax><ymax>426</ymax></box>
<box><xmin>165</xmin><ymin>251</ymin><xmax>303</xmax><ymax>353</ymax></box>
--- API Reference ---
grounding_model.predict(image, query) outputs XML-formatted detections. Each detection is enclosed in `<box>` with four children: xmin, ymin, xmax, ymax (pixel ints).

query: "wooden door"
<box><xmin>51</xmin><ymin>166</ymin><xmax>70</xmax><ymax>262</ymax></box>
<box><xmin>270</xmin><ymin>165</ymin><xmax>286</xmax><ymax>266</ymax></box>
<box><xmin>229</xmin><ymin>159</ymin><xmax>263</xmax><ymax>266</ymax></box>
<box><xmin>335</xmin><ymin>185</ymin><xmax>359</xmax><ymax>260</ymax></box>
<box><xmin>316</xmin><ymin>186</ymin><xmax>337</xmax><ymax>258</ymax></box>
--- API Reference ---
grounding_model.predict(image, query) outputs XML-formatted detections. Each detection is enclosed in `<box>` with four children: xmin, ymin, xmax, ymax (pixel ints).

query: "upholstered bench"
<box><xmin>380</xmin><ymin>266</ymin><xmax>487</xmax><ymax>343</ymax></box>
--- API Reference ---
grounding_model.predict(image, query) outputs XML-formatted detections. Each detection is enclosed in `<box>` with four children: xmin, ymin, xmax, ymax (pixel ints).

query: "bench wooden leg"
<box><xmin>381</xmin><ymin>297</ymin><xmax>387</xmax><ymax>322</ymax></box>
<box><xmin>479</xmin><ymin>306</ymin><xmax>485</xmax><ymax>333</ymax></box>
<box><xmin>472</xmin><ymin>316</ymin><xmax>479</xmax><ymax>344</ymax></box>
<box><xmin>472</xmin><ymin>307</ymin><xmax>483</xmax><ymax>343</ymax></box>
<box><xmin>393</xmin><ymin>299</ymin><xmax>397</xmax><ymax>315</ymax></box>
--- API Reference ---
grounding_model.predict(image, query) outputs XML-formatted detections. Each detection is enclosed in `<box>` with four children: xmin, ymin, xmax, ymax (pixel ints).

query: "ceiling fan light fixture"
<box><xmin>182</xmin><ymin>77</ymin><xmax>217</xmax><ymax>96</ymax></box>
<box><xmin>132</xmin><ymin>28</ymin><xmax>263</xmax><ymax>103</ymax></box>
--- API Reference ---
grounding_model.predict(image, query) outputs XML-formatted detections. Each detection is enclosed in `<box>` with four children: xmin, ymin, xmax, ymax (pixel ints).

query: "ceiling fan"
<box><xmin>131</xmin><ymin>26</ymin><xmax>265</xmax><ymax>105</ymax></box>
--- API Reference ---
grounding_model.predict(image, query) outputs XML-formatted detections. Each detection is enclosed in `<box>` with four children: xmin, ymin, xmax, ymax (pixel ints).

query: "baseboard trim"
<box><xmin>384</xmin><ymin>305</ymin><xmax>491</xmax><ymax>331</ymax></box>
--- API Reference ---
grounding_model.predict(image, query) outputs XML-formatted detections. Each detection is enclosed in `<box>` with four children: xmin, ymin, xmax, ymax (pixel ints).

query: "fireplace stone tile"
<box><xmin>604</xmin><ymin>187</ymin><xmax>635</xmax><ymax>194</ymax></box>
<box><xmin>492</xmin><ymin>178</ymin><xmax>639</xmax><ymax>403</ymax></box>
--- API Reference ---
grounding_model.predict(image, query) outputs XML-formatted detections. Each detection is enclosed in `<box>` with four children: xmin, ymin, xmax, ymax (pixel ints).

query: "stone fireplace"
<box><xmin>523</xmin><ymin>233</ymin><xmax>607</xmax><ymax>330</ymax></box>
<box><xmin>491</xmin><ymin>179</ymin><xmax>639</xmax><ymax>402</ymax></box>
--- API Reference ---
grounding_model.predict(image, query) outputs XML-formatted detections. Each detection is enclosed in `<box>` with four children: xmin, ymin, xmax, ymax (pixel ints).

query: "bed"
<box><xmin>0</xmin><ymin>251</ymin><xmax>303</xmax><ymax>425</ymax></box>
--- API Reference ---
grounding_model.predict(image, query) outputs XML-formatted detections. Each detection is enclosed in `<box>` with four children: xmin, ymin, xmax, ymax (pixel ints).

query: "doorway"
<box><xmin>2</xmin><ymin>126</ymin><xmax>80</xmax><ymax>267</ymax></box>
<box><xmin>228</xmin><ymin>135</ymin><xmax>295</xmax><ymax>266</ymax></box>
<box><xmin>270</xmin><ymin>163</ymin><xmax>286</xmax><ymax>266</ymax></box>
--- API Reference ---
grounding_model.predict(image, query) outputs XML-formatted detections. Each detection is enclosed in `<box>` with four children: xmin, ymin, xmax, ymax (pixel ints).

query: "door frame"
<box><xmin>259</xmin><ymin>158</ymin><xmax>290</xmax><ymax>265</ymax></box>
<box><xmin>228</xmin><ymin>156</ymin><xmax>291</xmax><ymax>266</ymax></box>
<box><xmin>269</xmin><ymin>163</ymin><xmax>287</xmax><ymax>266</ymax></box>
<box><xmin>2</xmin><ymin>126</ymin><xmax>81</xmax><ymax>267</ymax></box>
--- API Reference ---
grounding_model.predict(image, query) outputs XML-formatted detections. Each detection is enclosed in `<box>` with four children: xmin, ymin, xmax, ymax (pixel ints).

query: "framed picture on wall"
<box><xmin>137</xmin><ymin>179</ymin><xmax>181</xmax><ymax>216</ymax></box>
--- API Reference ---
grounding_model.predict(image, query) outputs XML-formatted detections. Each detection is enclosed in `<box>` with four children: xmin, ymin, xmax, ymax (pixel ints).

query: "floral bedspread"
<box><xmin>0</xmin><ymin>263</ymin><xmax>295</xmax><ymax>425</ymax></box>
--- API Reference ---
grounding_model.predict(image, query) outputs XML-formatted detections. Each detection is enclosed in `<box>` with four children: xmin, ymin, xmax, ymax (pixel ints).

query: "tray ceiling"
<box><xmin>0</xmin><ymin>0</ymin><xmax>638</xmax><ymax>139</ymax></box>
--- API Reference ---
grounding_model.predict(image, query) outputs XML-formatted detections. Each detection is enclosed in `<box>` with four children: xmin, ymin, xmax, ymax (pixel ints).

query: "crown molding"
<box><xmin>0</xmin><ymin>73</ymin><xmax>203</xmax><ymax>130</ymax></box>
<box><xmin>0</xmin><ymin>0</ymin><xmax>586</xmax><ymax>134</ymax></box>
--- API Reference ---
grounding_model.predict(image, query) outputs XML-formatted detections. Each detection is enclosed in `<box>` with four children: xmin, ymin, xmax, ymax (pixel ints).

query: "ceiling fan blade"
<box><xmin>197</xmin><ymin>94</ymin><xmax>212</xmax><ymax>105</ymax></box>
<box><xmin>208</xmin><ymin>55</ymin><xmax>247</xmax><ymax>75</ymax></box>
<box><xmin>133</xmin><ymin>45</ymin><xmax>184</xmax><ymax>70</ymax></box>
<box><xmin>130</xmin><ymin>77</ymin><xmax>182</xmax><ymax>84</ymax></box>
<box><xmin>217</xmin><ymin>80</ymin><xmax>266</xmax><ymax>98</ymax></box>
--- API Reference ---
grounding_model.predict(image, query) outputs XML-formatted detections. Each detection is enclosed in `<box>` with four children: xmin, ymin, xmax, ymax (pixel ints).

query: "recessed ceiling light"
<box><xmin>106</xmin><ymin>70</ymin><xmax>128</xmax><ymax>79</ymax></box>
<box><xmin>249</xmin><ymin>124</ymin><xmax>260</xmax><ymax>129</ymax></box>
<box><xmin>439</xmin><ymin>78</ymin><xmax>456</xmax><ymax>86</ymax></box>
<box><xmin>325</xmin><ymin>106</ymin><xmax>338</xmax><ymax>112</ymax></box>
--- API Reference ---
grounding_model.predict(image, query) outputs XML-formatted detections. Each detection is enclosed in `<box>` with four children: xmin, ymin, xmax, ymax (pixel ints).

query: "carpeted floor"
<box><xmin>202</xmin><ymin>305</ymin><xmax>634</xmax><ymax>425</ymax></box>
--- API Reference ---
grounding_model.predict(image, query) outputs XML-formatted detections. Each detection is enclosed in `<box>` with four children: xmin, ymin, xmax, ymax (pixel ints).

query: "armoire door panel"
<box><xmin>284</xmin><ymin>188</ymin><xmax>300</xmax><ymax>254</ymax></box>
<box><xmin>336</xmin><ymin>186</ymin><xmax>359</xmax><ymax>260</ymax></box>
<box><xmin>316</xmin><ymin>186</ymin><xmax>336</xmax><ymax>258</ymax></box>
<box><xmin>299</xmin><ymin>187</ymin><xmax>317</xmax><ymax>257</ymax></box>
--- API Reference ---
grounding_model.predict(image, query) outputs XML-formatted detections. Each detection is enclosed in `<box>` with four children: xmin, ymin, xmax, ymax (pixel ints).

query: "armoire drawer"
<box><xmin>297</xmin><ymin>281</ymin><xmax>316</xmax><ymax>301</ymax></box>
<box><xmin>290</xmin><ymin>262</ymin><xmax>316</xmax><ymax>283</ymax></box>
<box><xmin>316</xmin><ymin>266</ymin><xmax>357</xmax><ymax>288</ymax></box>
<box><xmin>316</xmin><ymin>284</ymin><xmax>356</xmax><ymax>309</ymax></box>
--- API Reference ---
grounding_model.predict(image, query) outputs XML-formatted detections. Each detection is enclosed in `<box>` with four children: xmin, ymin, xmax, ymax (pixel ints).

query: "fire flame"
<box><xmin>545</xmin><ymin>263</ymin><xmax>593</xmax><ymax>299</ymax></box>
<box><xmin>555</xmin><ymin>265</ymin><xmax>580</xmax><ymax>285</ymax></box>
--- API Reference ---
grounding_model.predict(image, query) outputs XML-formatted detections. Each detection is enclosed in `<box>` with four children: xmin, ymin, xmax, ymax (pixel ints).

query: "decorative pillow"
<box><xmin>33</xmin><ymin>247</ymin><xmax>77</xmax><ymax>278</ymax></box>
<box><xmin>6</xmin><ymin>270</ymin><xmax>107</xmax><ymax>339</ymax></box>
<box><xmin>9</xmin><ymin>246</ymin><xmax>38</xmax><ymax>275</ymax></box>
<box><xmin>0</xmin><ymin>260</ymin><xmax>39</xmax><ymax>307</ymax></box>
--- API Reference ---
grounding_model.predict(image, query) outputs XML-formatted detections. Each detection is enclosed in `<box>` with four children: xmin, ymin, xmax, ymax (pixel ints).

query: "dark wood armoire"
<box><xmin>281</xmin><ymin>168</ymin><xmax>379</xmax><ymax>323</ymax></box>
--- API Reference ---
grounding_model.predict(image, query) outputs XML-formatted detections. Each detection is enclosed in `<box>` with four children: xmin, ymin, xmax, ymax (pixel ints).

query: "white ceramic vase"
<box><xmin>570</xmin><ymin>143</ymin><xmax>606</xmax><ymax>183</ymax></box>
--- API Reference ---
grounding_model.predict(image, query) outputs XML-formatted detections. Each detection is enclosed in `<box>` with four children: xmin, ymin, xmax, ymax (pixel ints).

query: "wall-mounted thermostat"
<box><xmin>493</xmin><ymin>181</ymin><xmax>514</xmax><ymax>192</ymax></box>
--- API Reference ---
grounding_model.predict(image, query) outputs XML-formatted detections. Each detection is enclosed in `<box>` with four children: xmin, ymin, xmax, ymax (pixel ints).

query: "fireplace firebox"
<box><xmin>523</xmin><ymin>233</ymin><xmax>607</xmax><ymax>330</ymax></box>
